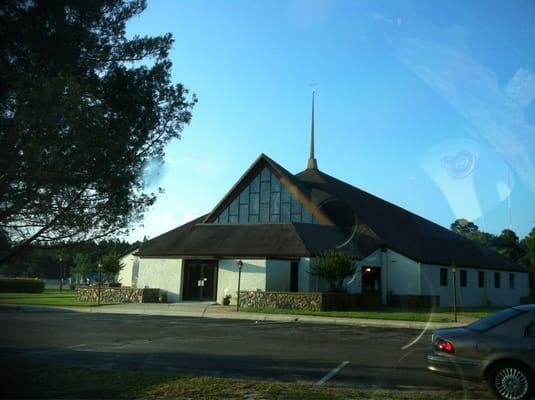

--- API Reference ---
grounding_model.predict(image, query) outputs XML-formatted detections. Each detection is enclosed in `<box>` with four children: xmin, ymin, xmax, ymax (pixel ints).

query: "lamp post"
<box><xmin>58</xmin><ymin>252</ymin><xmax>64</xmax><ymax>291</ymax></box>
<box><xmin>236</xmin><ymin>260</ymin><xmax>243</xmax><ymax>312</ymax></box>
<box><xmin>452</xmin><ymin>263</ymin><xmax>458</xmax><ymax>323</ymax></box>
<box><xmin>97</xmin><ymin>262</ymin><xmax>102</xmax><ymax>306</ymax></box>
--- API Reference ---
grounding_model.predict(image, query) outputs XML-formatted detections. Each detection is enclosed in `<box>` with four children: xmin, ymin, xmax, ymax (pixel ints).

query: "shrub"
<box><xmin>309</xmin><ymin>249</ymin><xmax>356</xmax><ymax>293</ymax></box>
<box><xmin>0</xmin><ymin>278</ymin><xmax>45</xmax><ymax>293</ymax></box>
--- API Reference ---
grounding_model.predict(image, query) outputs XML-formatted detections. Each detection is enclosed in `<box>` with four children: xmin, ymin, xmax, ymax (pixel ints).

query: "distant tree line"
<box><xmin>0</xmin><ymin>238</ymin><xmax>139</xmax><ymax>282</ymax></box>
<box><xmin>451</xmin><ymin>218</ymin><xmax>535</xmax><ymax>291</ymax></box>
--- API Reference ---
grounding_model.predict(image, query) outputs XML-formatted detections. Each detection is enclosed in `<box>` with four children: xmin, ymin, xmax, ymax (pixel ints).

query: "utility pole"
<box><xmin>452</xmin><ymin>263</ymin><xmax>458</xmax><ymax>323</ymax></box>
<box><xmin>97</xmin><ymin>262</ymin><xmax>102</xmax><ymax>306</ymax></box>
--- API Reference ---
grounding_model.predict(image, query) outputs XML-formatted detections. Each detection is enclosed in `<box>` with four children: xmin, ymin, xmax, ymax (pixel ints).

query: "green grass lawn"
<box><xmin>1</xmin><ymin>359</ymin><xmax>491</xmax><ymax>399</ymax></box>
<box><xmin>241</xmin><ymin>307</ymin><xmax>456</xmax><ymax>323</ymax></box>
<box><xmin>434</xmin><ymin>307</ymin><xmax>503</xmax><ymax>319</ymax></box>
<box><xmin>0</xmin><ymin>289</ymin><xmax>117</xmax><ymax>307</ymax></box>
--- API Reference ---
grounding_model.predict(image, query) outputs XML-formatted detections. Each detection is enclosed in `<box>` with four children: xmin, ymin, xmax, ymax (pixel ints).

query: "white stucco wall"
<box><xmin>136</xmin><ymin>258</ymin><xmax>183</xmax><ymax>302</ymax></box>
<box><xmin>298</xmin><ymin>257</ymin><xmax>314</xmax><ymax>292</ymax></box>
<box><xmin>420</xmin><ymin>263</ymin><xmax>530</xmax><ymax>307</ymax></box>
<box><xmin>118</xmin><ymin>251</ymin><xmax>137</xmax><ymax>287</ymax></box>
<box><xmin>217</xmin><ymin>259</ymin><xmax>266</xmax><ymax>305</ymax></box>
<box><xmin>386</xmin><ymin>250</ymin><xmax>421</xmax><ymax>295</ymax></box>
<box><xmin>265</xmin><ymin>259</ymin><xmax>291</xmax><ymax>291</ymax></box>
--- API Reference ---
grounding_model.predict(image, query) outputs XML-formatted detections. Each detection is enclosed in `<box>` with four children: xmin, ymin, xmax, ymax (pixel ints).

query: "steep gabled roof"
<box><xmin>203</xmin><ymin>153</ymin><xmax>332</xmax><ymax>225</ymax></box>
<box><xmin>295</xmin><ymin>168</ymin><xmax>525</xmax><ymax>271</ymax></box>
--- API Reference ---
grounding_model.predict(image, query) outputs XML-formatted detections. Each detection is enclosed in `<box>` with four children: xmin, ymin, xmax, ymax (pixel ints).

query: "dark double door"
<box><xmin>182</xmin><ymin>260</ymin><xmax>218</xmax><ymax>301</ymax></box>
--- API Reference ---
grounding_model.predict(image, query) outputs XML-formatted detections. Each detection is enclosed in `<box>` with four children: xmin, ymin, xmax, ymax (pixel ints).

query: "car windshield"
<box><xmin>467</xmin><ymin>308</ymin><xmax>523</xmax><ymax>332</ymax></box>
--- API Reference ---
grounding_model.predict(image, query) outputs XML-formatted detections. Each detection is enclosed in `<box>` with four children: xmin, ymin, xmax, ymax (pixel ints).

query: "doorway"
<box><xmin>362</xmin><ymin>266</ymin><xmax>381</xmax><ymax>293</ymax></box>
<box><xmin>182</xmin><ymin>260</ymin><xmax>218</xmax><ymax>301</ymax></box>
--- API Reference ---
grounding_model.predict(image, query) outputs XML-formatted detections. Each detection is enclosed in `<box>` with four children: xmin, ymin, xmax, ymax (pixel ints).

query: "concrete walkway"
<box><xmin>2</xmin><ymin>302</ymin><xmax>475</xmax><ymax>330</ymax></box>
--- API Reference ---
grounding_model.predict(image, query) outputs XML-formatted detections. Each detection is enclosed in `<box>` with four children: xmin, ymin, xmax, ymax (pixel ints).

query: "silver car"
<box><xmin>427</xmin><ymin>304</ymin><xmax>535</xmax><ymax>400</ymax></box>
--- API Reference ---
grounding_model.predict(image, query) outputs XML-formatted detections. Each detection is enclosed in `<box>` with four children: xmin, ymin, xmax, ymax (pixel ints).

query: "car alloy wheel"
<box><xmin>493</xmin><ymin>366</ymin><xmax>530</xmax><ymax>400</ymax></box>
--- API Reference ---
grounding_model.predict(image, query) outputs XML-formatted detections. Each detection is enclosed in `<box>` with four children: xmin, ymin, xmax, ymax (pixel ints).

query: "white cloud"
<box><xmin>505</xmin><ymin>67</ymin><xmax>535</xmax><ymax>108</ymax></box>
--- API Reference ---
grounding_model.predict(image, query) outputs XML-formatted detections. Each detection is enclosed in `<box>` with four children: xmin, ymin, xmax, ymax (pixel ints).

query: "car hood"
<box><xmin>433</xmin><ymin>327</ymin><xmax>474</xmax><ymax>339</ymax></box>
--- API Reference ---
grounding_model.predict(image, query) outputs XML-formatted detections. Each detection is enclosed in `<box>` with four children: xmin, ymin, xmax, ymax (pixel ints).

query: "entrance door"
<box><xmin>362</xmin><ymin>266</ymin><xmax>381</xmax><ymax>293</ymax></box>
<box><xmin>182</xmin><ymin>260</ymin><xmax>218</xmax><ymax>301</ymax></box>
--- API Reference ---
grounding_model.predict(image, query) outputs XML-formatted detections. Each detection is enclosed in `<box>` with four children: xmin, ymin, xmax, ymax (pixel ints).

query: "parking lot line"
<box><xmin>315</xmin><ymin>361</ymin><xmax>350</xmax><ymax>386</ymax></box>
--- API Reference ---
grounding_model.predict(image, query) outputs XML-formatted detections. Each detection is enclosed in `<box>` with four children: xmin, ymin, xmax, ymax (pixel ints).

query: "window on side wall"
<box><xmin>509</xmin><ymin>273</ymin><xmax>515</xmax><ymax>289</ymax></box>
<box><xmin>478</xmin><ymin>271</ymin><xmax>485</xmax><ymax>288</ymax></box>
<box><xmin>494</xmin><ymin>272</ymin><xmax>501</xmax><ymax>289</ymax></box>
<box><xmin>440</xmin><ymin>268</ymin><xmax>448</xmax><ymax>286</ymax></box>
<box><xmin>460</xmin><ymin>270</ymin><xmax>467</xmax><ymax>287</ymax></box>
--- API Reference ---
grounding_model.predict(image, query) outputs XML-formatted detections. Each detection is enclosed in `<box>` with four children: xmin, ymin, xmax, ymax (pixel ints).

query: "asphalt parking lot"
<box><xmin>0</xmin><ymin>307</ymin><xmax>482</xmax><ymax>390</ymax></box>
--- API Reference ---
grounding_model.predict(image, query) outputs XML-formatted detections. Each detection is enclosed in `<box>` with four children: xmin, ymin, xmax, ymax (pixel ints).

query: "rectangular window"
<box><xmin>494</xmin><ymin>272</ymin><xmax>501</xmax><ymax>289</ymax></box>
<box><xmin>281</xmin><ymin>185</ymin><xmax>290</xmax><ymax>203</ymax></box>
<box><xmin>440</xmin><ymin>268</ymin><xmax>448</xmax><ymax>286</ymax></box>
<box><xmin>270</xmin><ymin>173</ymin><xmax>280</xmax><ymax>192</ymax></box>
<box><xmin>460</xmin><ymin>270</ymin><xmax>467</xmax><ymax>287</ymax></box>
<box><xmin>239</xmin><ymin>188</ymin><xmax>249</xmax><ymax>204</ymax></box>
<box><xmin>291</xmin><ymin>213</ymin><xmax>302</xmax><ymax>223</ymax></box>
<box><xmin>509</xmin><ymin>273</ymin><xmax>515</xmax><ymax>289</ymax></box>
<box><xmin>249</xmin><ymin>193</ymin><xmax>260</xmax><ymax>215</ymax></box>
<box><xmin>229</xmin><ymin>198</ymin><xmax>239</xmax><ymax>216</ymax></box>
<box><xmin>269</xmin><ymin>213</ymin><xmax>280</xmax><ymax>223</ymax></box>
<box><xmin>250</xmin><ymin>175</ymin><xmax>260</xmax><ymax>193</ymax></box>
<box><xmin>269</xmin><ymin>192</ymin><xmax>280</xmax><ymax>215</ymax></box>
<box><xmin>280</xmin><ymin>202</ymin><xmax>291</xmax><ymax>222</ymax></box>
<box><xmin>259</xmin><ymin>203</ymin><xmax>269</xmax><ymax>222</ymax></box>
<box><xmin>478</xmin><ymin>271</ymin><xmax>485</xmax><ymax>288</ymax></box>
<box><xmin>302</xmin><ymin>207</ymin><xmax>313</xmax><ymax>223</ymax></box>
<box><xmin>260</xmin><ymin>182</ymin><xmax>270</xmax><ymax>203</ymax></box>
<box><xmin>239</xmin><ymin>204</ymin><xmax>248</xmax><ymax>223</ymax></box>
<box><xmin>291</xmin><ymin>195</ymin><xmax>302</xmax><ymax>214</ymax></box>
<box><xmin>260</xmin><ymin>167</ymin><xmax>271</xmax><ymax>182</ymax></box>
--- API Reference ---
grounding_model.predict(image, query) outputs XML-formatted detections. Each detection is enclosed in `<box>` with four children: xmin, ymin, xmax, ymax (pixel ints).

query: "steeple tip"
<box><xmin>307</xmin><ymin>89</ymin><xmax>318</xmax><ymax>170</ymax></box>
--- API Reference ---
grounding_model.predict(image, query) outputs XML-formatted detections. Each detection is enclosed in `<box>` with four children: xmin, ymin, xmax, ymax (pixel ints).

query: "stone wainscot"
<box><xmin>77</xmin><ymin>287</ymin><xmax>162</xmax><ymax>303</ymax></box>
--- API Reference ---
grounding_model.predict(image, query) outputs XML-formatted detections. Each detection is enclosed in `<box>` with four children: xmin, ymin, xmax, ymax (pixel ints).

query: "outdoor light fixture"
<box><xmin>97</xmin><ymin>262</ymin><xmax>102</xmax><ymax>306</ymax></box>
<box><xmin>236</xmin><ymin>260</ymin><xmax>243</xmax><ymax>312</ymax></box>
<box><xmin>365</xmin><ymin>268</ymin><xmax>372</xmax><ymax>273</ymax></box>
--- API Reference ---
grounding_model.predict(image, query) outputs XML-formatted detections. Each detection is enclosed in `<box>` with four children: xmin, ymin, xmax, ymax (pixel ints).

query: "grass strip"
<box><xmin>0</xmin><ymin>289</ymin><xmax>117</xmax><ymax>307</ymax></box>
<box><xmin>1</xmin><ymin>359</ymin><xmax>491</xmax><ymax>399</ymax></box>
<box><xmin>240</xmin><ymin>307</ymin><xmax>455</xmax><ymax>323</ymax></box>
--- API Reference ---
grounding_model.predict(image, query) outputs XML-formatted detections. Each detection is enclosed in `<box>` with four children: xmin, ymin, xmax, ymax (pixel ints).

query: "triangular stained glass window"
<box><xmin>214</xmin><ymin>167</ymin><xmax>319</xmax><ymax>224</ymax></box>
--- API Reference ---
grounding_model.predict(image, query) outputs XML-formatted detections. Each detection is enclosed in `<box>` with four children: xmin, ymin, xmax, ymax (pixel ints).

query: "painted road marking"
<box><xmin>29</xmin><ymin>343</ymin><xmax>88</xmax><ymax>355</ymax></box>
<box><xmin>315</xmin><ymin>361</ymin><xmax>350</xmax><ymax>386</ymax></box>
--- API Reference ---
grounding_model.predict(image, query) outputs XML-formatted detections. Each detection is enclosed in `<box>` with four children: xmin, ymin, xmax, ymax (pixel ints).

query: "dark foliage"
<box><xmin>309</xmin><ymin>249</ymin><xmax>356</xmax><ymax>293</ymax></box>
<box><xmin>0</xmin><ymin>0</ymin><xmax>196</xmax><ymax>261</ymax></box>
<box><xmin>0</xmin><ymin>277</ymin><xmax>45</xmax><ymax>293</ymax></box>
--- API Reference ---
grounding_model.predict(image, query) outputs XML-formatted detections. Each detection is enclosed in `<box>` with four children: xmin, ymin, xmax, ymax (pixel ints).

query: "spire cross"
<box><xmin>307</xmin><ymin>83</ymin><xmax>318</xmax><ymax>170</ymax></box>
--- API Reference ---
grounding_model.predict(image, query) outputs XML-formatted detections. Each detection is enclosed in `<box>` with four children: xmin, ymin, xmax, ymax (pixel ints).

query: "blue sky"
<box><xmin>126</xmin><ymin>0</ymin><xmax>535</xmax><ymax>241</ymax></box>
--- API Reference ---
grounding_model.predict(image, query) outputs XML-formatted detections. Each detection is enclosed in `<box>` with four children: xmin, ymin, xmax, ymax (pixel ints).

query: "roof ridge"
<box><xmin>288</xmin><ymin>222</ymin><xmax>314</xmax><ymax>255</ymax></box>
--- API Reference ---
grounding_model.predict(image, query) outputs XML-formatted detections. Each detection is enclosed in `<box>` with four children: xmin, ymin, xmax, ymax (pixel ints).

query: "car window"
<box><xmin>527</xmin><ymin>321</ymin><xmax>535</xmax><ymax>337</ymax></box>
<box><xmin>467</xmin><ymin>308</ymin><xmax>523</xmax><ymax>332</ymax></box>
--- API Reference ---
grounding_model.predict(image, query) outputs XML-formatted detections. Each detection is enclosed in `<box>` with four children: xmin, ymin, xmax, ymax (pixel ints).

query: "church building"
<box><xmin>119</xmin><ymin>93</ymin><xmax>529</xmax><ymax>308</ymax></box>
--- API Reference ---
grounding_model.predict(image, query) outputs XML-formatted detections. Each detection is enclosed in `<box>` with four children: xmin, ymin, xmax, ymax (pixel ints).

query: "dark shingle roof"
<box><xmin>295</xmin><ymin>168</ymin><xmax>525</xmax><ymax>271</ymax></box>
<box><xmin>137</xmin><ymin>222</ymin><xmax>367</xmax><ymax>258</ymax></box>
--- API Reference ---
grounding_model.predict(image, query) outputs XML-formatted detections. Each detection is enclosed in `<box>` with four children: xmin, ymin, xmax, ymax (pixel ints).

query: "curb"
<box><xmin>0</xmin><ymin>304</ymin><xmax>466</xmax><ymax>330</ymax></box>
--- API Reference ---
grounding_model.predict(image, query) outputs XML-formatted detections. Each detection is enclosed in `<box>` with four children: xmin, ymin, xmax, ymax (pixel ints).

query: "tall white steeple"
<box><xmin>307</xmin><ymin>89</ymin><xmax>318</xmax><ymax>170</ymax></box>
